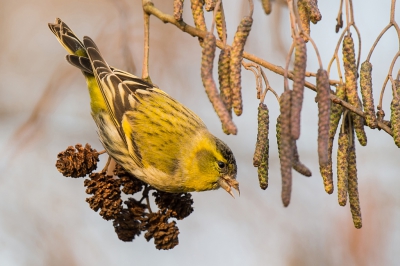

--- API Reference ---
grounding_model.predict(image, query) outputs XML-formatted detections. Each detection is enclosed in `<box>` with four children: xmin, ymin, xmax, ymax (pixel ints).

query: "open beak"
<box><xmin>218</xmin><ymin>175</ymin><xmax>240</xmax><ymax>198</ymax></box>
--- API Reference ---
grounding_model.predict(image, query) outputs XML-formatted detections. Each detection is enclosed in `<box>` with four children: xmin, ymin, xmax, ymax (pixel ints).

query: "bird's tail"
<box><xmin>48</xmin><ymin>18</ymin><xmax>87</xmax><ymax>57</ymax></box>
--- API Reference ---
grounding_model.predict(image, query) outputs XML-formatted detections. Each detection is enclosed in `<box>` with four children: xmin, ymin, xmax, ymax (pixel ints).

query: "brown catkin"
<box><xmin>261</xmin><ymin>0</ymin><xmax>272</xmax><ymax>14</ymax></box>
<box><xmin>190</xmin><ymin>0</ymin><xmax>207</xmax><ymax>32</ymax></box>
<box><xmin>337</xmin><ymin>117</ymin><xmax>350</xmax><ymax>206</ymax></box>
<box><xmin>253</xmin><ymin>103</ymin><xmax>269</xmax><ymax>167</ymax></box>
<box><xmin>342</xmin><ymin>34</ymin><xmax>367</xmax><ymax>146</ymax></box>
<box><xmin>215</xmin><ymin>2</ymin><xmax>227</xmax><ymax>41</ymax></box>
<box><xmin>277</xmin><ymin>112</ymin><xmax>311</xmax><ymax>178</ymax></box>
<box><xmin>316</xmin><ymin>69</ymin><xmax>331</xmax><ymax>166</ymax></box>
<box><xmin>276</xmin><ymin>115</ymin><xmax>282</xmax><ymax>157</ymax></box>
<box><xmin>277</xmin><ymin>115</ymin><xmax>311</xmax><ymax>177</ymax></box>
<box><xmin>390</xmin><ymin>97</ymin><xmax>400</xmax><ymax>147</ymax></box>
<box><xmin>230</xmin><ymin>15</ymin><xmax>253</xmax><ymax>116</ymax></box>
<box><xmin>279</xmin><ymin>91</ymin><xmax>293</xmax><ymax>207</ymax></box>
<box><xmin>348</xmin><ymin>126</ymin><xmax>362</xmax><ymax>229</ymax></box>
<box><xmin>297</xmin><ymin>0</ymin><xmax>310</xmax><ymax>42</ymax></box>
<box><xmin>390</xmin><ymin>80</ymin><xmax>400</xmax><ymax>147</ymax></box>
<box><xmin>342</xmin><ymin>34</ymin><xmax>359</xmax><ymax>108</ymax></box>
<box><xmin>319</xmin><ymin>84</ymin><xmax>345</xmax><ymax>194</ymax></box>
<box><xmin>292</xmin><ymin>140</ymin><xmax>312</xmax><ymax>177</ymax></box>
<box><xmin>258</xmin><ymin>152</ymin><xmax>269</xmax><ymax>190</ymax></box>
<box><xmin>305</xmin><ymin>0</ymin><xmax>322</xmax><ymax>24</ymax></box>
<box><xmin>173</xmin><ymin>0</ymin><xmax>185</xmax><ymax>21</ymax></box>
<box><xmin>201</xmin><ymin>33</ymin><xmax>237</xmax><ymax>135</ymax></box>
<box><xmin>218</xmin><ymin>47</ymin><xmax>232</xmax><ymax>115</ymax></box>
<box><xmin>290</xmin><ymin>37</ymin><xmax>307</xmax><ymax>140</ymax></box>
<box><xmin>360</xmin><ymin>61</ymin><xmax>378</xmax><ymax>128</ymax></box>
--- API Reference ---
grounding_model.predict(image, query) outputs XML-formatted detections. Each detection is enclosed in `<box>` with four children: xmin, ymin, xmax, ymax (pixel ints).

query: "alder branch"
<box><xmin>142</xmin><ymin>0</ymin><xmax>392</xmax><ymax>136</ymax></box>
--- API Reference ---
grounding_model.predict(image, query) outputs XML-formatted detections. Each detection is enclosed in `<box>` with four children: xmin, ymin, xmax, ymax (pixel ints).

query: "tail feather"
<box><xmin>48</xmin><ymin>18</ymin><xmax>86</xmax><ymax>56</ymax></box>
<box><xmin>65</xmin><ymin>55</ymin><xmax>93</xmax><ymax>74</ymax></box>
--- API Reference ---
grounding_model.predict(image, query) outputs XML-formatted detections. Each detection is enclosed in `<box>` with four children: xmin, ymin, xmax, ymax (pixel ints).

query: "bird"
<box><xmin>48</xmin><ymin>18</ymin><xmax>239</xmax><ymax>197</ymax></box>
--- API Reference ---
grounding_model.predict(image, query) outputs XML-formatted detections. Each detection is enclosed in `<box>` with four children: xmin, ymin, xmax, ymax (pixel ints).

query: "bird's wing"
<box><xmin>83</xmin><ymin>36</ymin><xmax>206</xmax><ymax>174</ymax></box>
<box><xmin>83</xmin><ymin>36</ymin><xmax>152</xmax><ymax>167</ymax></box>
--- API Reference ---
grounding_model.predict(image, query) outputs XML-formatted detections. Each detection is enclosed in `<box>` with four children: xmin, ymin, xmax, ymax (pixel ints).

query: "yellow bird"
<box><xmin>48</xmin><ymin>18</ymin><xmax>239</xmax><ymax>196</ymax></box>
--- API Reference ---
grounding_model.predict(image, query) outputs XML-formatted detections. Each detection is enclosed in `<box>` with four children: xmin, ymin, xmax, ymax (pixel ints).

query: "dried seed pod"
<box><xmin>390</xmin><ymin>97</ymin><xmax>400</xmax><ymax>147</ymax></box>
<box><xmin>56</xmin><ymin>143</ymin><xmax>99</xmax><ymax>178</ymax></box>
<box><xmin>204</xmin><ymin>0</ymin><xmax>216</xmax><ymax>11</ymax></box>
<box><xmin>190</xmin><ymin>0</ymin><xmax>207</xmax><ymax>32</ymax></box>
<box><xmin>290</xmin><ymin>36</ymin><xmax>307</xmax><ymax>140</ymax></box>
<box><xmin>215</xmin><ymin>1</ymin><xmax>227</xmax><ymax>41</ymax></box>
<box><xmin>201</xmin><ymin>32</ymin><xmax>237</xmax><ymax>134</ymax></box>
<box><xmin>337</xmin><ymin>117</ymin><xmax>350</xmax><ymax>206</ymax></box>
<box><xmin>113</xmin><ymin>208</ymin><xmax>142</xmax><ymax>242</ymax></box>
<box><xmin>297</xmin><ymin>0</ymin><xmax>310</xmax><ymax>42</ymax></box>
<box><xmin>316</xmin><ymin>69</ymin><xmax>331</xmax><ymax>166</ymax></box>
<box><xmin>343</xmin><ymin>34</ymin><xmax>367</xmax><ymax>146</ymax></box>
<box><xmin>84</xmin><ymin>172</ymin><xmax>123</xmax><ymax>220</ymax></box>
<box><xmin>261</xmin><ymin>0</ymin><xmax>272</xmax><ymax>15</ymax></box>
<box><xmin>174</xmin><ymin>0</ymin><xmax>185</xmax><ymax>21</ymax></box>
<box><xmin>230</xmin><ymin>15</ymin><xmax>253</xmax><ymax>116</ymax></box>
<box><xmin>218</xmin><ymin>47</ymin><xmax>232</xmax><ymax>114</ymax></box>
<box><xmin>279</xmin><ymin>91</ymin><xmax>293</xmax><ymax>207</ymax></box>
<box><xmin>143</xmin><ymin>210</ymin><xmax>180</xmax><ymax>250</ymax></box>
<box><xmin>153</xmin><ymin>191</ymin><xmax>194</xmax><ymax>220</ymax></box>
<box><xmin>253</xmin><ymin>103</ymin><xmax>269</xmax><ymax>167</ymax></box>
<box><xmin>348</xmin><ymin>127</ymin><xmax>362</xmax><ymax>229</ymax></box>
<box><xmin>360</xmin><ymin>61</ymin><xmax>378</xmax><ymax>128</ymax></box>
<box><xmin>319</xmin><ymin>84</ymin><xmax>345</xmax><ymax>194</ymax></box>
<box><xmin>305</xmin><ymin>0</ymin><xmax>322</xmax><ymax>24</ymax></box>
<box><xmin>292</xmin><ymin>140</ymin><xmax>312</xmax><ymax>177</ymax></box>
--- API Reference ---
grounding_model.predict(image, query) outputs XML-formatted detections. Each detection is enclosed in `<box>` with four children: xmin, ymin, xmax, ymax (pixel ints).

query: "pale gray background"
<box><xmin>0</xmin><ymin>0</ymin><xmax>399</xmax><ymax>265</ymax></box>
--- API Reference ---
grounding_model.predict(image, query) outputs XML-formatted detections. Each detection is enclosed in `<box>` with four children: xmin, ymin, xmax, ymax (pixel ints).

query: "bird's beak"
<box><xmin>218</xmin><ymin>175</ymin><xmax>240</xmax><ymax>198</ymax></box>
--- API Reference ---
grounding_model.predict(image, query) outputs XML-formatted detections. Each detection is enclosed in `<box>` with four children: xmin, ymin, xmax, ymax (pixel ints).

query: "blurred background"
<box><xmin>0</xmin><ymin>0</ymin><xmax>399</xmax><ymax>265</ymax></box>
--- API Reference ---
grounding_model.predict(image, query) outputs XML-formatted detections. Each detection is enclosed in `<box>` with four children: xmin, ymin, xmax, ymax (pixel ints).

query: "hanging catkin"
<box><xmin>360</xmin><ymin>61</ymin><xmax>378</xmax><ymax>128</ymax></box>
<box><xmin>218</xmin><ymin>47</ymin><xmax>232</xmax><ymax>115</ymax></box>
<box><xmin>290</xmin><ymin>36</ymin><xmax>307</xmax><ymax>140</ymax></box>
<box><xmin>190</xmin><ymin>0</ymin><xmax>207</xmax><ymax>33</ymax></box>
<box><xmin>319</xmin><ymin>84</ymin><xmax>345</xmax><ymax>194</ymax></box>
<box><xmin>261</xmin><ymin>0</ymin><xmax>272</xmax><ymax>14</ymax></box>
<box><xmin>348</xmin><ymin>125</ymin><xmax>362</xmax><ymax>229</ymax></box>
<box><xmin>337</xmin><ymin>116</ymin><xmax>350</xmax><ymax>206</ymax></box>
<box><xmin>230</xmin><ymin>15</ymin><xmax>253</xmax><ymax>116</ymax></box>
<box><xmin>201</xmin><ymin>32</ymin><xmax>237</xmax><ymax>135</ymax></box>
<box><xmin>390</xmin><ymin>80</ymin><xmax>400</xmax><ymax>147</ymax></box>
<box><xmin>316</xmin><ymin>69</ymin><xmax>331</xmax><ymax>166</ymax></box>
<box><xmin>174</xmin><ymin>0</ymin><xmax>185</xmax><ymax>21</ymax></box>
<box><xmin>253</xmin><ymin>103</ymin><xmax>269</xmax><ymax>167</ymax></box>
<box><xmin>255</xmin><ymin>104</ymin><xmax>270</xmax><ymax>190</ymax></box>
<box><xmin>342</xmin><ymin>34</ymin><xmax>367</xmax><ymax>146</ymax></box>
<box><xmin>279</xmin><ymin>91</ymin><xmax>293</xmax><ymax>207</ymax></box>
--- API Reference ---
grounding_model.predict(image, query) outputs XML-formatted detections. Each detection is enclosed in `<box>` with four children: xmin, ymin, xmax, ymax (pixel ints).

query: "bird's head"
<box><xmin>182</xmin><ymin>133</ymin><xmax>239</xmax><ymax>197</ymax></box>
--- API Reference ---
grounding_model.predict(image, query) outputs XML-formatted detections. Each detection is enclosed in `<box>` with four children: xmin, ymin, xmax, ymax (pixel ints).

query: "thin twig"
<box><xmin>142</xmin><ymin>0</ymin><xmax>151</xmax><ymax>82</ymax></box>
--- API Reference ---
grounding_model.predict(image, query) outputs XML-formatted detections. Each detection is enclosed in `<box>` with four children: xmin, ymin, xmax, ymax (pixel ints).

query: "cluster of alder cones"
<box><xmin>56</xmin><ymin>144</ymin><xmax>194</xmax><ymax>250</ymax></box>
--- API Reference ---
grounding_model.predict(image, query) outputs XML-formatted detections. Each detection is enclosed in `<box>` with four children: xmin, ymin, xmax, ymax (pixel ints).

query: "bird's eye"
<box><xmin>217</xmin><ymin>161</ymin><xmax>226</xmax><ymax>168</ymax></box>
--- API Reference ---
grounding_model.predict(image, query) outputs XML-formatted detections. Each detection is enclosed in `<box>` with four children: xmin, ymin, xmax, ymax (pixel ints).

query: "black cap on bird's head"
<box><xmin>214</xmin><ymin>138</ymin><xmax>239</xmax><ymax>197</ymax></box>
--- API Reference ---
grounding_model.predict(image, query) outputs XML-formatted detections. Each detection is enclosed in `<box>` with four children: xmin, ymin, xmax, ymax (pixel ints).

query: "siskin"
<box><xmin>48</xmin><ymin>19</ymin><xmax>239</xmax><ymax>197</ymax></box>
